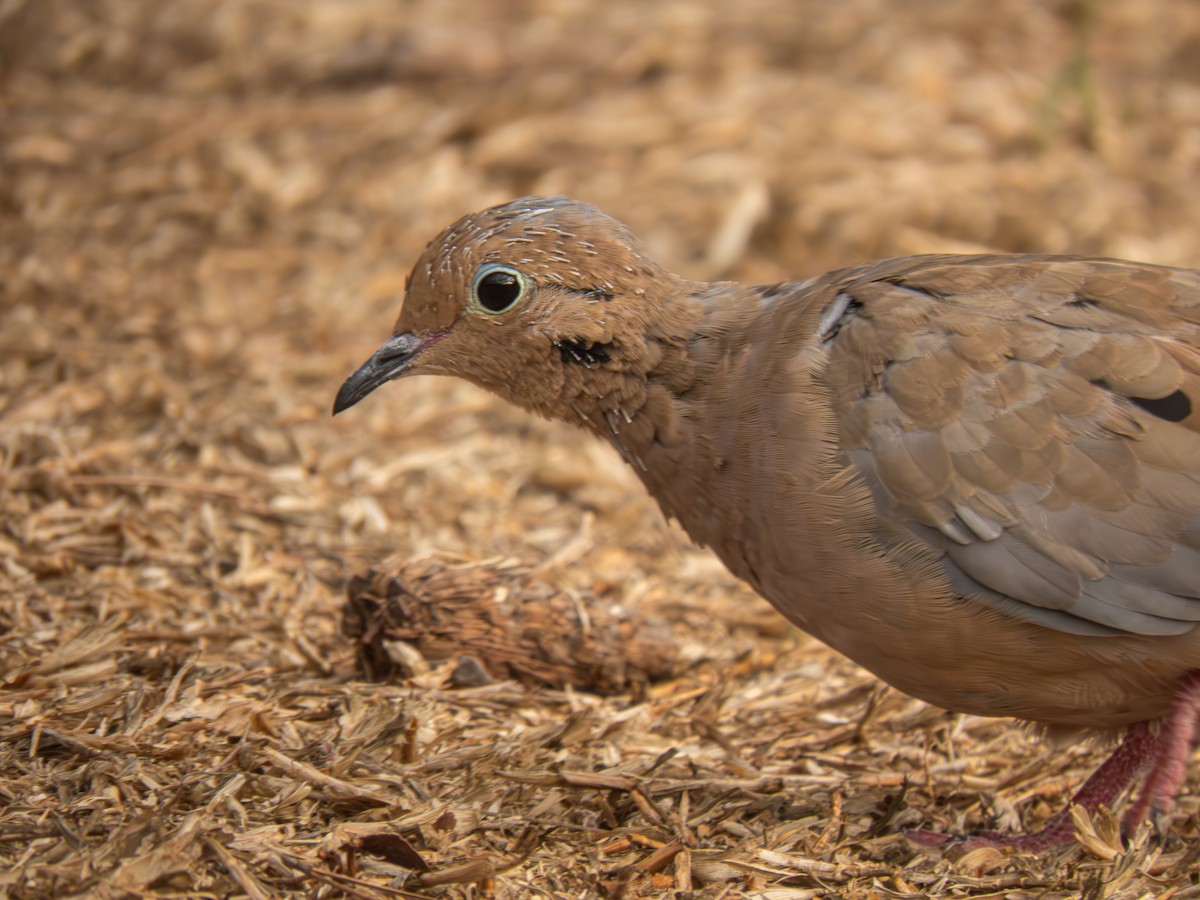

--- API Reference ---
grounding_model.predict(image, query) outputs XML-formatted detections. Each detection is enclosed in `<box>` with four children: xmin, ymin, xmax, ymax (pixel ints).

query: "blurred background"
<box><xmin>4</xmin><ymin>0</ymin><xmax>1200</xmax><ymax>896</ymax></box>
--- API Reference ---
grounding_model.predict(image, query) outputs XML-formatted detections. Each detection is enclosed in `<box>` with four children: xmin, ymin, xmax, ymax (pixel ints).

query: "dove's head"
<box><xmin>334</xmin><ymin>196</ymin><xmax>698</xmax><ymax>423</ymax></box>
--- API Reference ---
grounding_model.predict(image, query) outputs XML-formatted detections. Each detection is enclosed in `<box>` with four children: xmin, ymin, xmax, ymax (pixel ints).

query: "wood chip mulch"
<box><xmin>4</xmin><ymin>0</ymin><xmax>1200</xmax><ymax>896</ymax></box>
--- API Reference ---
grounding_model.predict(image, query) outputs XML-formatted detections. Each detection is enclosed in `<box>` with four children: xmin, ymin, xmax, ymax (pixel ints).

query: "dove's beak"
<box><xmin>333</xmin><ymin>332</ymin><xmax>434</xmax><ymax>414</ymax></box>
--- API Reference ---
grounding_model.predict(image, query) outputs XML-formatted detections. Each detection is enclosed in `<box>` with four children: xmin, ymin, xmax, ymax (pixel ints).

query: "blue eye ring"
<box><xmin>471</xmin><ymin>264</ymin><xmax>527</xmax><ymax>314</ymax></box>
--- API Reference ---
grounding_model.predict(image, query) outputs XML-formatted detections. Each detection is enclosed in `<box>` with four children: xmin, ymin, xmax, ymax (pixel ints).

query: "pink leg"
<box><xmin>909</xmin><ymin>673</ymin><xmax>1200</xmax><ymax>853</ymax></box>
<box><xmin>1124</xmin><ymin>671</ymin><xmax>1200</xmax><ymax>829</ymax></box>
<box><xmin>908</xmin><ymin>723</ymin><xmax>1158</xmax><ymax>852</ymax></box>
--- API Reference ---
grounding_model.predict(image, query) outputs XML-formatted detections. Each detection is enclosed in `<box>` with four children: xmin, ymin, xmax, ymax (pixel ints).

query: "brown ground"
<box><xmin>4</xmin><ymin>1</ymin><xmax>1200</xmax><ymax>897</ymax></box>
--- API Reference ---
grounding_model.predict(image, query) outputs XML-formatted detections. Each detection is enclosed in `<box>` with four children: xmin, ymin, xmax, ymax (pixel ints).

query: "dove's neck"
<box><xmin>556</xmin><ymin>282</ymin><xmax>736</xmax><ymax>459</ymax></box>
<box><xmin>568</xmin><ymin>281</ymin><xmax>794</xmax><ymax>528</ymax></box>
<box><xmin>572</xmin><ymin>277</ymin><xmax>901</xmax><ymax>602</ymax></box>
<box><xmin>548</xmin><ymin>279</ymin><xmax>708</xmax><ymax>446</ymax></box>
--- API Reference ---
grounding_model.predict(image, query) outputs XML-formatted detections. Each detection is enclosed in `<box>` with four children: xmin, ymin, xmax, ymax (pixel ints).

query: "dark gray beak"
<box><xmin>333</xmin><ymin>333</ymin><xmax>426</xmax><ymax>414</ymax></box>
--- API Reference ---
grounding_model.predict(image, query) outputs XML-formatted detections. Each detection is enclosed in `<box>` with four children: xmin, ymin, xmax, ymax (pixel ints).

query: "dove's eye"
<box><xmin>471</xmin><ymin>264</ymin><xmax>527</xmax><ymax>314</ymax></box>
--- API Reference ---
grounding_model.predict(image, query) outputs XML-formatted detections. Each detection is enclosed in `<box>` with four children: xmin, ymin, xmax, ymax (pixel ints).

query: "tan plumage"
<box><xmin>335</xmin><ymin>196</ymin><xmax>1200</xmax><ymax>849</ymax></box>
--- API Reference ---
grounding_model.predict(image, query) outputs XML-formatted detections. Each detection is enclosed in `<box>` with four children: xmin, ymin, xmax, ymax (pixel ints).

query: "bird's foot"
<box><xmin>1122</xmin><ymin>672</ymin><xmax>1200</xmax><ymax>830</ymax></box>
<box><xmin>905</xmin><ymin>809</ymin><xmax>1079</xmax><ymax>853</ymax></box>
<box><xmin>908</xmin><ymin>720</ymin><xmax>1163</xmax><ymax>854</ymax></box>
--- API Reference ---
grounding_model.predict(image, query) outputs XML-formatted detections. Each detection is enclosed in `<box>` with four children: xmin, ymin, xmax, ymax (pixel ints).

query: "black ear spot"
<box><xmin>471</xmin><ymin>264</ymin><xmax>527</xmax><ymax>314</ymax></box>
<box><xmin>554</xmin><ymin>339</ymin><xmax>612</xmax><ymax>368</ymax></box>
<box><xmin>1130</xmin><ymin>389</ymin><xmax>1192</xmax><ymax>423</ymax></box>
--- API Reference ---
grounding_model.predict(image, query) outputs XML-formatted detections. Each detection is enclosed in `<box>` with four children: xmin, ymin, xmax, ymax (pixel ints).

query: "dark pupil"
<box><xmin>478</xmin><ymin>271</ymin><xmax>521</xmax><ymax>312</ymax></box>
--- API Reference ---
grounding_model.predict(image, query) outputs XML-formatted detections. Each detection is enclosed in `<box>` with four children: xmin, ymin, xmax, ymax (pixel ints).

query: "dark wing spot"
<box><xmin>1095</xmin><ymin>380</ymin><xmax>1193</xmax><ymax>423</ymax></box>
<box><xmin>881</xmin><ymin>277</ymin><xmax>947</xmax><ymax>301</ymax></box>
<box><xmin>1131</xmin><ymin>389</ymin><xmax>1193</xmax><ymax>423</ymax></box>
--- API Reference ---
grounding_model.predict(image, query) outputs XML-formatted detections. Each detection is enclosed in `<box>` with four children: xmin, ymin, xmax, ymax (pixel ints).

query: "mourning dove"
<box><xmin>335</xmin><ymin>196</ymin><xmax>1200</xmax><ymax>851</ymax></box>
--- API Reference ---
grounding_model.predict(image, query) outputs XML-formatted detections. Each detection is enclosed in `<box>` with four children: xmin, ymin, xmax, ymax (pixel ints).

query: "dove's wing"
<box><xmin>822</xmin><ymin>255</ymin><xmax>1200</xmax><ymax>637</ymax></box>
